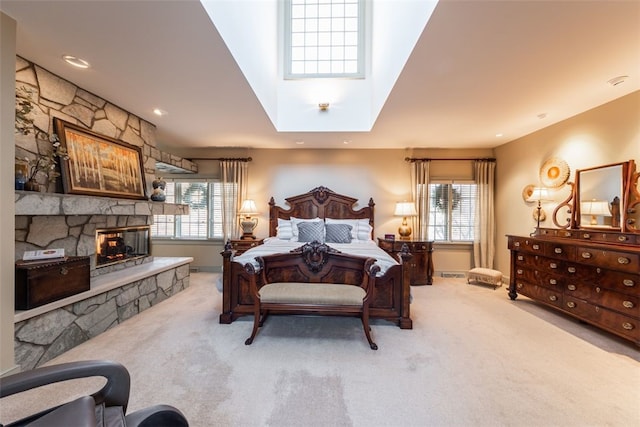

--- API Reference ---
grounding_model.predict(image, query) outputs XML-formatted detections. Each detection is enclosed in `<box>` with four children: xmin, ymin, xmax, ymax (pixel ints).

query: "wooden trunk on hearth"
<box><xmin>15</xmin><ymin>256</ymin><xmax>90</xmax><ymax>310</ymax></box>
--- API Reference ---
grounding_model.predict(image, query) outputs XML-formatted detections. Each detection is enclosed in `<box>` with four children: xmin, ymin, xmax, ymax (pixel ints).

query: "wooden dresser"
<box><xmin>378</xmin><ymin>238</ymin><xmax>434</xmax><ymax>285</ymax></box>
<box><xmin>229</xmin><ymin>238</ymin><xmax>264</xmax><ymax>256</ymax></box>
<box><xmin>507</xmin><ymin>229</ymin><xmax>639</xmax><ymax>345</ymax></box>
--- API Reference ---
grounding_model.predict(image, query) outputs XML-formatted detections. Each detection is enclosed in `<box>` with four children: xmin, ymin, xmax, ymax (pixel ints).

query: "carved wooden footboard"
<box><xmin>218</xmin><ymin>187</ymin><xmax>413</xmax><ymax>329</ymax></box>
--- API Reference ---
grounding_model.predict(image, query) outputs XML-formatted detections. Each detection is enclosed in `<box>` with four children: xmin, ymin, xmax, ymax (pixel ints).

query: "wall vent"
<box><xmin>440</xmin><ymin>271</ymin><xmax>467</xmax><ymax>279</ymax></box>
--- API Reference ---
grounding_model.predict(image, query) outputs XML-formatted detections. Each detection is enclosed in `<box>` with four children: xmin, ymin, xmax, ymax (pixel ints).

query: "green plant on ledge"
<box><xmin>15</xmin><ymin>85</ymin><xmax>35</xmax><ymax>135</ymax></box>
<box><xmin>19</xmin><ymin>134</ymin><xmax>70</xmax><ymax>185</ymax></box>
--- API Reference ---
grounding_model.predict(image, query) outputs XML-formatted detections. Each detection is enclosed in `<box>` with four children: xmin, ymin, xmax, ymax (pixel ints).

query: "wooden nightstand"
<box><xmin>378</xmin><ymin>238</ymin><xmax>434</xmax><ymax>286</ymax></box>
<box><xmin>229</xmin><ymin>238</ymin><xmax>264</xmax><ymax>256</ymax></box>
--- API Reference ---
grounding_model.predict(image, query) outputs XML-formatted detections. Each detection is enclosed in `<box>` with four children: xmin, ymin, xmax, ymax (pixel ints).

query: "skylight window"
<box><xmin>285</xmin><ymin>0</ymin><xmax>364</xmax><ymax>78</ymax></box>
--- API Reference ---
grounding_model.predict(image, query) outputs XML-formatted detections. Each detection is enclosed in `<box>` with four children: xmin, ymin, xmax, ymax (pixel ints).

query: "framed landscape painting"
<box><xmin>54</xmin><ymin>118</ymin><xmax>147</xmax><ymax>200</ymax></box>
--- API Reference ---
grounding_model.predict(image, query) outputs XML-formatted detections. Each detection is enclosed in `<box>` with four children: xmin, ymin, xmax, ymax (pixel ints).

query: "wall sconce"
<box><xmin>318</xmin><ymin>103</ymin><xmax>329</xmax><ymax>111</ymax></box>
<box><xmin>394</xmin><ymin>201</ymin><xmax>417</xmax><ymax>240</ymax></box>
<box><xmin>238</xmin><ymin>199</ymin><xmax>259</xmax><ymax>240</ymax></box>
<box><xmin>581</xmin><ymin>199</ymin><xmax>611</xmax><ymax>226</ymax></box>
<box><xmin>528</xmin><ymin>187</ymin><xmax>552</xmax><ymax>231</ymax></box>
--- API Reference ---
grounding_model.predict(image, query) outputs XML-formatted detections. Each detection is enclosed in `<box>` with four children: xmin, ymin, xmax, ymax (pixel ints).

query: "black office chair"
<box><xmin>0</xmin><ymin>360</ymin><xmax>188</xmax><ymax>427</ymax></box>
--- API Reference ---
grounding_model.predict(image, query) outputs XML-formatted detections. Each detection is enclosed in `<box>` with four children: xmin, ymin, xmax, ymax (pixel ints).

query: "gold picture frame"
<box><xmin>54</xmin><ymin>118</ymin><xmax>147</xmax><ymax>200</ymax></box>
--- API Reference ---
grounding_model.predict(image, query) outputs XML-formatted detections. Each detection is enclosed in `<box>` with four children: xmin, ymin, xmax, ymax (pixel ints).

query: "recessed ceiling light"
<box><xmin>607</xmin><ymin>75</ymin><xmax>628</xmax><ymax>86</ymax></box>
<box><xmin>495</xmin><ymin>133</ymin><xmax>503</xmax><ymax>138</ymax></box>
<box><xmin>343</xmin><ymin>140</ymin><xmax>350</xmax><ymax>144</ymax></box>
<box><xmin>62</xmin><ymin>55</ymin><xmax>90</xmax><ymax>69</ymax></box>
<box><xmin>153</xmin><ymin>108</ymin><xmax>168</xmax><ymax>116</ymax></box>
<box><xmin>295</xmin><ymin>140</ymin><xmax>305</xmax><ymax>145</ymax></box>
<box><xmin>537</xmin><ymin>113</ymin><xmax>547</xmax><ymax>120</ymax></box>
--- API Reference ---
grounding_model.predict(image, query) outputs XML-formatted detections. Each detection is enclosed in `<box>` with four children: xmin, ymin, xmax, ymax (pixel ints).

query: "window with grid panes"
<box><xmin>151</xmin><ymin>181</ymin><xmax>225</xmax><ymax>240</ymax></box>
<box><xmin>427</xmin><ymin>182</ymin><xmax>477</xmax><ymax>242</ymax></box>
<box><xmin>285</xmin><ymin>0</ymin><xmax>364</xmax><ymax>78</ymax></box>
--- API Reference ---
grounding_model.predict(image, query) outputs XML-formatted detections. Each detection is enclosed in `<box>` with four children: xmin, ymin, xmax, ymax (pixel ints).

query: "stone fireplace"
<box><xmin>96</xmin><ymin>225</ymin><xmax>151</xmax><ymax>268</ymax></box>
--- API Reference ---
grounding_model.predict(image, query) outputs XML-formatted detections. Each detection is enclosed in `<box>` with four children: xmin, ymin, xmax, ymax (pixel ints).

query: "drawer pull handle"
<box><xmin>554</xmin><ymin>248</ymin><xmax>563</xmax><ymax>254</ymax></box>
<box><xmin>517</xmin><ymin>283</ymin><xmax>524</xmax><ymax>289</ymax></box>
<box><xmin>550</xmin><ymin>263</ymin><xmax>558</xmax><ymax>269</ymax></box>
<box><xmin>514</xmin><ymin>241</ymin><xmax>520</xmax><ymax>247</ymax></box>
<box><xmin>549</xmin><ymin>279</ymin><xmax>557</xmax><ymax>285</ymax></box>
<box><xmin>567</xmin><ymin>284</ymin><xmax>576</xmax><ymax>291</ymax></box>
<box><xmin>622</xmin><ymin>322</ymin><xmax>634</xmax><ymax>331</ymax></box>
<box><xmin>563</xmin><ymin>231</ymin><xmax>572</xmax><ymax>237</ymax></box>
<box><xmin>517</xmin><ymin>269</ymin><xmax>523</xmax><ymax>275</ymax></box>
<box><xmin>623</xmin><ymin>279</ymin><xmax>635</xmax><ymax>287</ymax></box>
<box><xmin>617</xmin><ymin>257</ymin><xmax>630</xmax><ymax>265</ymax></box>
<box><xmin>566</xmin><ymin>301</ymin><xmax>576</xmax><ymax>308</ymax></box>
<box><xmin>533</xmin><ymin>244</ymin><xmax>540</xmax><ymax>250</ymax></box>
<box><xmin>623</xmin><ymin>301</ymin><xmax>634</xmax><ymax>309</ymax></box>
<box><xmin>517</xmin><ymin>255</ymin><xmax>524</xmax><ymax>261</ymax></box>
<box><xmin>549</xmin><ymin>295</ymin><xmax>557</xmax><ymax>302</ymax></box>
<box><xmin>595</xmin><ymin>287</ymin><xmax>601</xmax><ymax>293</ymax></box>
<box><xmin>567</xmin><ymin>267</ymin><xmax>576</xmax><ymax>273</ymax></box>
<box><xmin>582</xmin><ymin>233</ymin><xmax>591</xmax><ymax>239</ymax></box>
<box><xmin>581</xmin><ymin>252</ymin><xmax>592</xmax><ymax>259</ymax></box>
<box><xmin>60</xmin><ymin>267</ymin><xmax>69</xmax><ymax>275</ymax></box>
<box><xmin>618</xmin><ymin>235</ymin><xmax>628</xmax><ymax>242</ymax></box>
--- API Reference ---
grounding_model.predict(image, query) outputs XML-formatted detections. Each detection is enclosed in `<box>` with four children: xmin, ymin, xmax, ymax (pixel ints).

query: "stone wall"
<box><xmin>14</xmin><ymin>55</ymin><xmax>197</xmax><ymax>193</ymax></box>
<box><xmin>15</xmin><ymin>263</ymin><xmax>190</xmax><ymax>370</ymax></box>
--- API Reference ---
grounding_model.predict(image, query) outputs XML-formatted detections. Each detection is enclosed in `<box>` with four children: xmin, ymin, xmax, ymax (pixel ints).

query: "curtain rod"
<box><xmin>187</xmin><ymin>157</ymin><xmax>252</xmax><ymax>162</ymax></box>
<box><xmin>405</xmin><ymin>157</ymin><xmax>496</xmax><ymax>162</ymax></box>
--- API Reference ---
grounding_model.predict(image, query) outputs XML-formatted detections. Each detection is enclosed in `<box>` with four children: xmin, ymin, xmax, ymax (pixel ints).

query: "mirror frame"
<box><xmin>564</xmin><ymin>159</ymin><xmax>639</xmax><ymax>233</ymax></box>
<box><xmin>573</xmin><ymin>161</ymin><xmax>627</xmax><ymax>230</ymax></box>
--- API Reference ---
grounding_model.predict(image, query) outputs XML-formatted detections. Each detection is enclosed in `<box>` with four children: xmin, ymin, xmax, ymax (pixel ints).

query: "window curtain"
<box><xmin>410</xmin><ymin>160</ymin><xmax>430</xmax><ymax>241</ymax></box>
<box><xmin>473</xmin><ymin>160</ymin><xmax>496</xmax><ymax>268</ymax></box>
<box><xmin>220</xmin><ymin>160</ymin><xmax>248</xmax><ymax>242</ymax></box>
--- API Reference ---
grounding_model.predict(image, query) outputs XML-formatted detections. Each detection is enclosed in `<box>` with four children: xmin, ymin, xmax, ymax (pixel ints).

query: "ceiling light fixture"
<box><xmin>537</xmin><ymin>113</ymin><xmax>547</xmax><ymax>119</ymax></box>
<box><xmin>495</xmin><ymin>133</ymin><xmax>503</xmax><ymax>138</ymax></box>
<box><xmin>318</xmin><ymin>103</ymin><xmax>329</xmax><ymax>111</ymax></box>
<box><xmin>62</xmin><ymin>55</ymin><xmax>90</xmax><ymax>69</ymax></box>
<box><xmin>295</xmin><ymin>140</ymin><xmax>305</xmax><ymax>145</ymax></box>
<box><xmin>607</xmin><ymin>75</ymin><xmax>628</xmax><ymax>86</ymax></box>
<box><xmin>153</xmin><ymin>108</ymin><xmax>167</xmax><ymax>116</ymax></box>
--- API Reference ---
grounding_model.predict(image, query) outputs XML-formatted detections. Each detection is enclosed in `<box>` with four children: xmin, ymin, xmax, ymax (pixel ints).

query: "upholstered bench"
<box><xmin>467</xmin><ymin>267</ymin><xmax>503</xmax><ymax>289</ymax></box>
<box><xmin>244</xmin><ymin>242</ymin><xmax>380</xmax><ymax>349</ymax></box>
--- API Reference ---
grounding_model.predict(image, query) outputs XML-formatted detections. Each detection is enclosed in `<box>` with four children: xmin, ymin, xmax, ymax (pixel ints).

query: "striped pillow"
<box><xmin>297</xmin><ymin>221</ymin><xmax>325</xmax><ymax>243</ymax></box>
<box><xmin>325</xmin><ymin>223</ymin><xmax>352</xmax><ymax>244</ymax></box>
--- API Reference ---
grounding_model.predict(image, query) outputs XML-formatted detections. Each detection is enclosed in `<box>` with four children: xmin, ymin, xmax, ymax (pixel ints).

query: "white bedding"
<box><xmin>232</xmin><ymin>237</ymin><xmax>399</xmax><ymax>276</ymax></box>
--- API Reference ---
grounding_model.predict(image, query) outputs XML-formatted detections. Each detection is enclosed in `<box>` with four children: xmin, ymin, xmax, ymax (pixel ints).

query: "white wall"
<box><xmin>1</xmin><ymin>12</ymin><xmax>18</xmax><ymax>375</ymax></box>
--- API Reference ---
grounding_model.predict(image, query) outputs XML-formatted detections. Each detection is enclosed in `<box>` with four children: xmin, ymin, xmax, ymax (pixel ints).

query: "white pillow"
<box><xmin>276</xmin><ymin>218</ymin><xmax>293</xmax><ymax>240</ymax></box>
<box><xmin>291</xmin><ymin>217</ymin><xmax>323</xmax><ymax>241</ymax></box>
<box><xmin>356</xmin><ymin>220</ymin><xmax>373</xmax><ymax>241</ymax></box>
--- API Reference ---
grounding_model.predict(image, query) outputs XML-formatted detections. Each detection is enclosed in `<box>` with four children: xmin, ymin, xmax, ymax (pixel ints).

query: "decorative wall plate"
<box><xmin>539</xmin><ymin>157</ymin><xmax>570</xmax><ymax>188</ymax></box>
<box><xmin>522</xmin><ymin>184</ymin><xmax>536</xmax><ymax>202</ymax></box>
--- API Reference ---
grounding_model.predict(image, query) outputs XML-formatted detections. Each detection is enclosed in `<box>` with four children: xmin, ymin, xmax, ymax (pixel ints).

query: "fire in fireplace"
<box><xmin>96</xmin><ymin>226</ymin><xmax>151</xmax><ymax>267</ymax></box>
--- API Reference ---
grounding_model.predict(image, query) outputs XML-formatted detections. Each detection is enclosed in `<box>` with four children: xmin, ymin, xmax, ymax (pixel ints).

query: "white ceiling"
<box><xmin>2</xmin><ymin>0</ymin><xmax>639</xmax><ymax>151</ymax></box>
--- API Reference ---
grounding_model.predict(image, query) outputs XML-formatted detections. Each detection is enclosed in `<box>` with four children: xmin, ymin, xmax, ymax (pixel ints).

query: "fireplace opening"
<box><xmin>96</xmin><ymin>226</ymin><xmax>150</xmax><ymax>267</ymax></box>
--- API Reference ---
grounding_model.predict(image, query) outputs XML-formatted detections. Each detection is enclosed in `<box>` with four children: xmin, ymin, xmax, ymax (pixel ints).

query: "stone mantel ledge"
<box><xmin>14</xmin><ymin>256</ymin><xmax>193</xmax><ymax>323</ymax></box>
<box><xmin>15</xmin><ymin>191</ymin><xmax>189</xmax><ymax>216</ymax></box>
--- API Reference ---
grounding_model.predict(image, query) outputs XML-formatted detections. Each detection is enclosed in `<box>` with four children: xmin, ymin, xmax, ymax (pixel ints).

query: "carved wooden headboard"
<box><xmin>268</xmin><ymin>186</ymin><xmax>375</xmax><ymax>237</ymax></box>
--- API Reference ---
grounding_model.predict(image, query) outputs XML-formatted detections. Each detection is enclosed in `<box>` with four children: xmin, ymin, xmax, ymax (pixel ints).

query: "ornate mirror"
<box><xmin>574</xmin><ymin>162</ymin><xmax>627</xmax><ymax>229</ymax></box>
<box><xmin>626</xmin><ymin>161</ymin><xmax>640</xmax><ymax>232</ymax></box>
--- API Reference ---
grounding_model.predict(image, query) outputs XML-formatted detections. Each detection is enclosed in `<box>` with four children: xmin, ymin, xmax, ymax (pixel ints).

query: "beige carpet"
<box><xmin>2</xmin><ymin>273</ymin><xmax>639</xmax><ymax>427</ymax></box>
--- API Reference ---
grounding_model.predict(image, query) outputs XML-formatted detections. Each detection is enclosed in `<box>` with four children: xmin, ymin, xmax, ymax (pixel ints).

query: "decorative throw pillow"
<box><xmin>291</xmin><ymin>217</ymin><xmax>323</xmax><ymax>240</ymax></box>
<box><xmin>297</xmin><ymin>221</ymin><xmax>325</xmax><ymax>243</ymax></box>
<box><xmin>325</xmin><ymin>223</ymin><xmax>353</xmax><ymax>244</ymax></box>
<box><xmin>325</xmin><ymin>218</ymin><xmax>359</xmax><ymax>239</ymax></box>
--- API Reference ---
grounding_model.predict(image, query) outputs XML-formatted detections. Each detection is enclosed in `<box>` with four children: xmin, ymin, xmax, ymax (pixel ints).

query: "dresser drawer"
<box><xmin>577</xmin><ymin>246</ymin><xmax>639</xmax><ymax>273</ymax></box>
<box><xmin>509</xmin><ymin>237</ymin><xmax>545</xmax><ymax>255</ymax></box>
<box><xmin>593</xmin><ymin>269</ymin><xmax>639</xmax><ymax>296</ymax></box>
<box><xmin>543</xmin><ymin>242</ymin><xmax>576</xmax><ymax>260</ymax></box>
<box><xmin>564</xmin><ymin>295</ymin><xmax>640</xmax><ymax>343</ymax></box>
<box><xmin>514</xmin><ymin>253</ymin><xmax>554</xmax><ymax>269</ymax></box>
<box><xmin>514</xmin><ymin>281</ymin><xmax>563</xmax><ymax>308</ymax></box>
<box><xmin>576</xmin><ymin>230</ymin><xmax>636</xmax><ymax>245</ymax></box>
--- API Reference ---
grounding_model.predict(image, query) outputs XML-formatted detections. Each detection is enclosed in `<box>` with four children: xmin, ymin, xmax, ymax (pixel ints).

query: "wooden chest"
<box><xmin>15</xmin><ymin>256</ymin><xmax>90</xmax><ymax>310</ymax></box>
<box><xmin>507</xmin><ymin>230</ymin><xmax>640</xmax><ymax>345</ymax></box>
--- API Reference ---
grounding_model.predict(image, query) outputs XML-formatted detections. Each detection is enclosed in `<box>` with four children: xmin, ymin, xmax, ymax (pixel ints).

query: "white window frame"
<box><xmin>151</xmin><ymin>179</ymin><xmax>224</xmax><ymax>241</ymax></box>
<box><xmin>284</xmin><ymin>0</ymin><xmax>365</xmax><ymax>79</ymax></box>
<box><xmin>427</xmin><ymin>181</ymin><xmax>477</xmax><ymax>243</ymax></box>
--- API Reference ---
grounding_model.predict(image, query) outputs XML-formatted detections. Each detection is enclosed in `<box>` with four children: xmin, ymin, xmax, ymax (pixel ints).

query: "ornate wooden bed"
<box><xmin>219</xmin><ymin>186</ymin><xmax>413</xmax><ymax>329</ymax></box>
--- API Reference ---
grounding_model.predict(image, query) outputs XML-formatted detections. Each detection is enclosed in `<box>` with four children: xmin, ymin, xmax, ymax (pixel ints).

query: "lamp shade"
<box><xmin>528</xmin><ymin>187</ymin><xmax>552</xmax><ymax>202</ymax></box>
<box><xmin>238</xmin><ymin>199</ymin><xmax>258</xmax><ymax>216</ymax></box>
<box><xmin>581</xmin><ymin>200</ymin><xmax>611</xmax><ymax>216</ymax></box>
<box><xmin>394</xmin><ymin>202</ymin><xmax>417</xmax><ymax>217</ymax></box>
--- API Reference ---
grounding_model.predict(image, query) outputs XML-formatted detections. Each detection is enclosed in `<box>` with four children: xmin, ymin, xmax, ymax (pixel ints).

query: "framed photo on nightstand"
<box><xmin>384</xmin><ymin>234</ymin><xmax>395</xmax><ymax>241</ymax></box>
